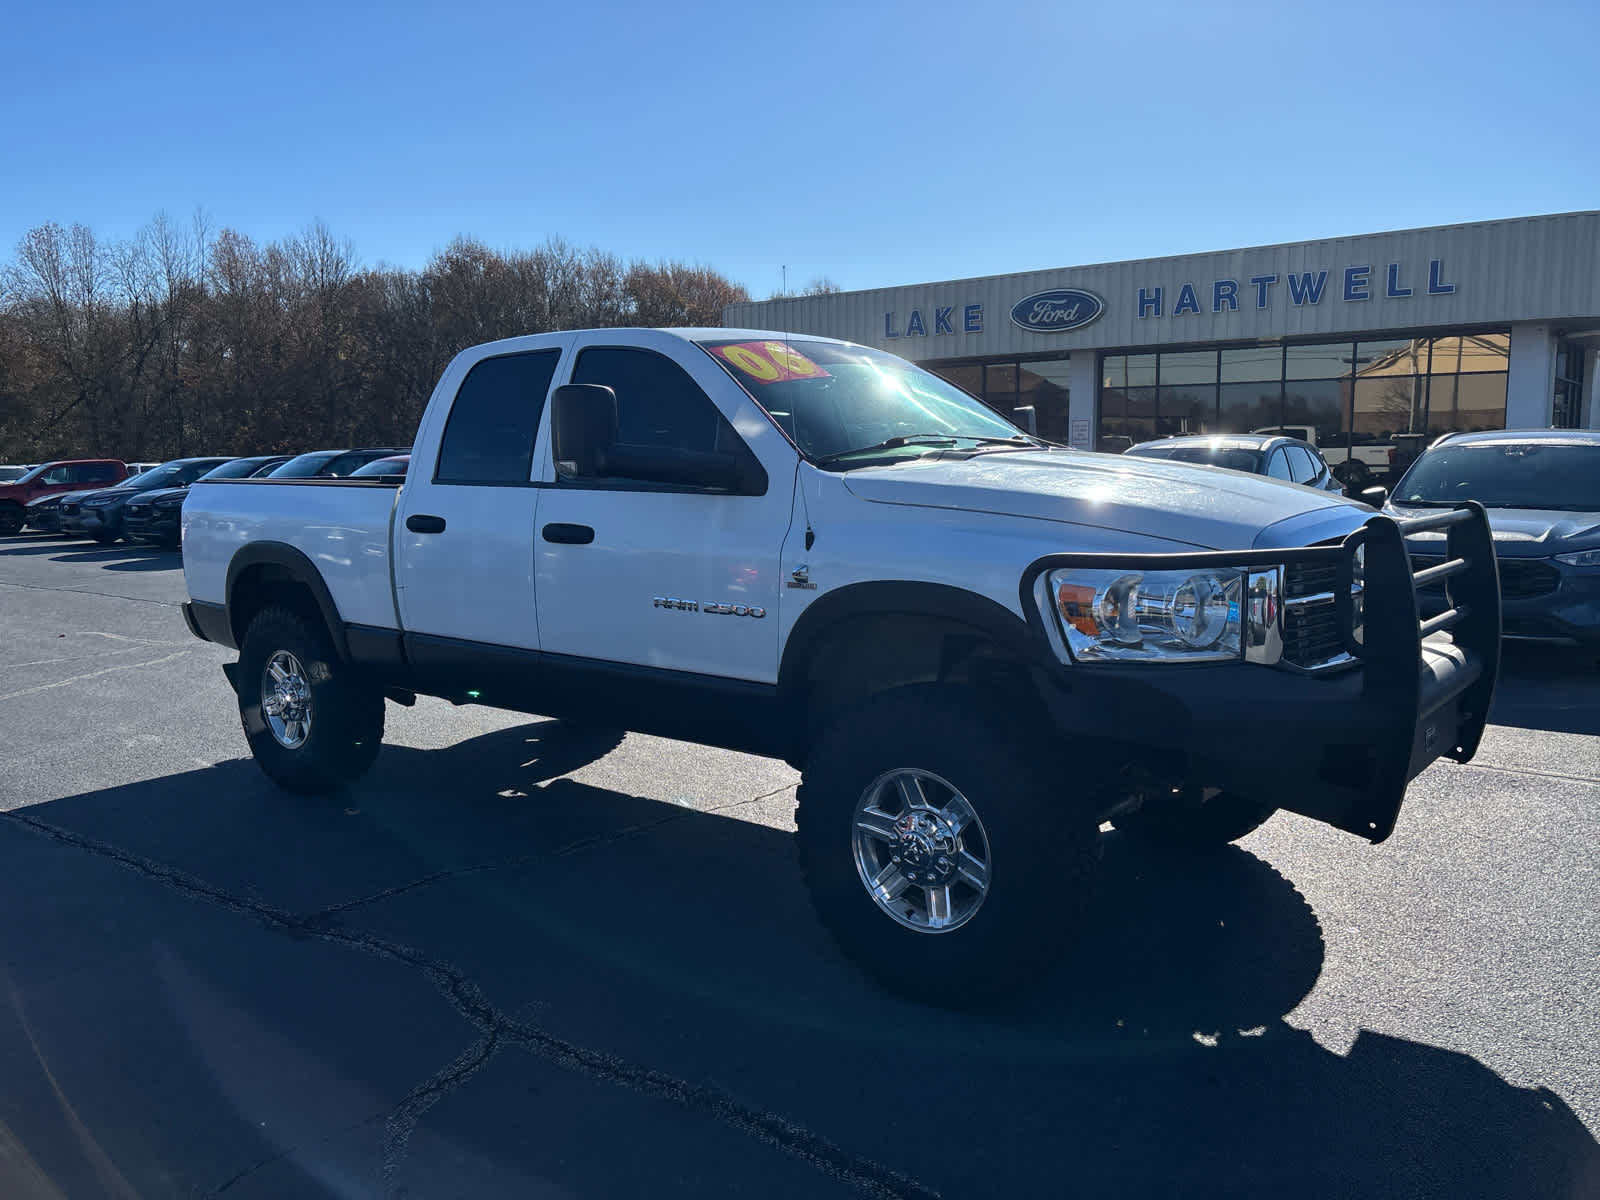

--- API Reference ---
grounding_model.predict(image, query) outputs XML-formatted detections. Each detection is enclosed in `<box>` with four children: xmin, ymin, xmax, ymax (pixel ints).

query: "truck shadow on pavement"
<box><xmin>2</xmin><ymin>720</ymin><xmax>1596</xmax><ymax>1199</ymax></box>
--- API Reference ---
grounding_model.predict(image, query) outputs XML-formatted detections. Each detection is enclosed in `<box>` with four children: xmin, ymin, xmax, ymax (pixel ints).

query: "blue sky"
<box><xmin>4</xmin><ymin>0</ymin><xmax>1594</xmax><ymax>297</ymax></box>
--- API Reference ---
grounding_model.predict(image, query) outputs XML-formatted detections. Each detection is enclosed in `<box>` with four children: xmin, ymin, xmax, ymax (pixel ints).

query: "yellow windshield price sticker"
<box><xmin>709</xmin><ymin>341</ymin><xmax>830</xmax><ymax>384</ymax></box>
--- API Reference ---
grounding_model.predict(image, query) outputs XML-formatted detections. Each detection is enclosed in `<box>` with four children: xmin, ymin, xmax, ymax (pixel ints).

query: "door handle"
<box><xmin>406</xmin><ymin>514</ymin><xmax>447</xmax><ymax>534</ymax></box>
<box><xmin>542</xmin><ymin>523</ymin><xmax>594</xmax><ymax>545</ymax></box>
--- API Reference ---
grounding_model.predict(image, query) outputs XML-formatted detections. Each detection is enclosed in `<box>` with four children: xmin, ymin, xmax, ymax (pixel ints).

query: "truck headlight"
<box><xmin>1047</xmin><ymin>567</ymin><xmax>1245</xmax><ymax>663</ymax></box>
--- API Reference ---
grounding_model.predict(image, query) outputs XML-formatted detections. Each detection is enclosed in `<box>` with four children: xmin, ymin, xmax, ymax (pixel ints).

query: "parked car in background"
<box><xmin>123</xmin><ymin>455</ymin><xmax>292</xmax><ymax>547</ymax></box>
<box><xmin>0</xmin><ymin>465</ymin><xmax>35</xmax><ymax>482</ymax></box>
<box><xmin>1124</xmin><ymin>434</ymin><xmax>1347</xmax><ymax>495</ymax></box>
<box><xmin>24</xmin><ymin>494</ymin><xmax>66</xmax><ymax>534</ymax></box>
<box><xmin>1252</xmin><ymin>425</ymin><xmax>1399</xmax><ymax>487</ymax></box>
<box><xmin>126</xmin><ymin>462</ymin><xmax>161</xmax><ymax>475</ymax></box>
<box><xmin>59</xmin><ymin>458</ymin><xmax>232</xmax><ymax>543</ymax></box>
<box><xmin>1390</xmin><ymin>429</ymin><xmax>1600</xmax><ymax>648</ymax></box>
<box><xmin>0</xmin><ymin>459</ymin><xmax>128</xmax><ymax>535</ymax></box>
<box><xmin>267</xmin><ymin>448</ymin><xmax>410</xmax><ymax>479</ymax></box>
<box><xmin>347</xmin><ymin>454</ymin><xmax>409</xmax><ymax>480</ymax></box>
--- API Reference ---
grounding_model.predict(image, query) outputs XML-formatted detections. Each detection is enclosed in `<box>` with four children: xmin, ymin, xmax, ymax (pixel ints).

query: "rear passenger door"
<box><xmin>394</xmin><ymin>337</ymin><xmax>571</xmax><ymax>650</ymax></box>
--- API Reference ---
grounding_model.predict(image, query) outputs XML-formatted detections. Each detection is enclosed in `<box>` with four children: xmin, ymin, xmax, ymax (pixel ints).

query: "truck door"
<box><xmin>532</xmin><ymin>334</ymin><xmax>798</xmax><ymax>684</ymax></box>
<box><xmin>394</xmin><ymin>338</ymin><xmax>571</xmax><ymax>650</ymax></box>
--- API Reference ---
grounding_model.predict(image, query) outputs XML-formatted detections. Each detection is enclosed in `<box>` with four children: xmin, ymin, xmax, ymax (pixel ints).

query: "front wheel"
<box><xmin>238</xmin><ymin>605</ymin><xmax>384</xmax><ymax>794</ymax></box>
<box><xmin>796</xmin><ymin>687</ymin><xmax>1099</xmax><ymax>1007</ymax></box>
<box><xmin>1111</xmin><ymin>790</ymin><xmax>1274</xmax><ymax>849</ymax></box>
<box><xmin>91</xmin><ymin>530</ymin><xmax>119</xmax><ymax>545</ymax></box>
<box><xmin>0</xmin><ymin>505</ymin><xmax>22</xmax><ymax>536</ymax></box>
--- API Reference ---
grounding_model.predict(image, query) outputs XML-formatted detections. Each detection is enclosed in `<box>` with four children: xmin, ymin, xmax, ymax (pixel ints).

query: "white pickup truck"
<box><xmin>181</xmin><ymin>327</ymin><xmax>1502</xmax><ymax>1006</ymax></box>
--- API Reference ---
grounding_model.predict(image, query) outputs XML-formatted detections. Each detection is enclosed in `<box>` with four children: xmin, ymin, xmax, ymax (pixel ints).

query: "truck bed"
<box><xmin>182</xmin><ymin>479</ymin><xmax>404</xmax><ymax>632</ymax></box>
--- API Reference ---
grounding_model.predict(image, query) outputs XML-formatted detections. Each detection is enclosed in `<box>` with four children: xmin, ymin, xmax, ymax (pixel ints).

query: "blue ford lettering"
<box><xmin>1009</xmin><ymin>288</ymin><xmax>1105</xmax><ymax>334</ymax></box>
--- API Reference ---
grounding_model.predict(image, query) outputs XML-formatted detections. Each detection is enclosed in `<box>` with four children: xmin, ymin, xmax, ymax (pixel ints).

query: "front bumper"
<box><xmin>24</xmin><ymin>506</ymin><xmax>61</xmax><ymax>532</ymax></box>
<box><xmin>1420</xmin><ymin>559</ymin><xmax>1599</xmax><ymax>646</ymax></box>
<box><xmin>123</xmin><ymin>506</ymin><xmax>180</xmax><ymax>542</ymax></box>
<box><xmin>1022</xmin><ymin>504</ymin><xmax>1500</xmax><ymax>843</ymax></box>
<box><xmin>60</xmin><ymin>507</ymin><xmax>112</xmax><ymax>535</ymax></box>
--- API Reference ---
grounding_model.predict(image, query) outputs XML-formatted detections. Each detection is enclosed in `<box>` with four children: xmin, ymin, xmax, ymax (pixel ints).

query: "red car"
<box><xmin>0</xmin><ymin>459</ymin><xmax>128</xmax><ymax>535</ymax></box>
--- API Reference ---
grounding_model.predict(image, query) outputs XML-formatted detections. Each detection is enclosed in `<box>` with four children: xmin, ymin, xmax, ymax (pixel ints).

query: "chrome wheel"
<box><xmin>261</xmin><ymin>650</ymin><xmax>313</xmax><ymax>749</ymax></box>
<box><xmin>852</xmin><ymin>768</ymin><xmax>992</xmax><ymax>934</ymax></box>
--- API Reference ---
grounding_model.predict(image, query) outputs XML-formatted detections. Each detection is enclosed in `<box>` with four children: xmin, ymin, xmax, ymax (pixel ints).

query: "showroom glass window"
<box><xmin>1096</xmin><ymin>329</ymin><xmax>1508</xmax><ymax>482</ymax></box>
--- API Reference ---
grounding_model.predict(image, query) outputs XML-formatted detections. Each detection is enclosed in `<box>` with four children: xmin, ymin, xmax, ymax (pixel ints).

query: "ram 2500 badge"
<box><xmin>180</xmin><ymin>328</ymin><xmax>1501</xmax><ymax>1006</ymax></box>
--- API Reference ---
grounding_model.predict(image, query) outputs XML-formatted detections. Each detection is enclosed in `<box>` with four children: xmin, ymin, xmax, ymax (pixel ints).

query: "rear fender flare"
<box><xmin>225</xmin><ymin>541</ymin><xmax>349</xmax><ymax>660</ymax></box>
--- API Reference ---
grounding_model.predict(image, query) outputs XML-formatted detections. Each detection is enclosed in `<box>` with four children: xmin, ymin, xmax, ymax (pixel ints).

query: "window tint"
<box><xmin>1266</xmin><ymin>449</ymin><xmax>1294</xmax><ymax>480</ymax></box>
<box><xmin>436</xmin><ymin>350</ymin><xmax>561</xmax><ymax>484</ymax></box>
<box><xmin>1285</xmin><ymin>444</ymin><xmax>1319</xmax><ymax>484</ymax></box>
<box><xmin>572</xmin><ymin>347</ymin><xmax>740</xmax><ymax>459</ymax></box>
<box><xmin>325</xmin><ymin>449</ymin><xmax>406</xmax><ymax>477</ymax></box>
<box><xmin>267</xmin><ymin>452</ymin><xmax>340</xmax><ymax>478</ymax></box>
<box><xmin>42</xmin><ymin>466</ymin><xmax>73</xmax><ymax>484</ymax></box>
<box><xmin>83</xmin><ymin>462</ymin><xmax>120</xmax><ymax>482</ymax></box>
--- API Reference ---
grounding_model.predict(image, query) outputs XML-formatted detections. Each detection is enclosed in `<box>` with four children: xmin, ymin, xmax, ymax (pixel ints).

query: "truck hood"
<box><xmin>838</xmin><ymin>449</ymin><xmax>1363</xmax><ymax>551</ymax></box>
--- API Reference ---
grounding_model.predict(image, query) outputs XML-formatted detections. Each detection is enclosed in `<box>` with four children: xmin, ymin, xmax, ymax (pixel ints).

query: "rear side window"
<box><xmin>1285</xmin><ymin>445</ymin><xmax>1318</xmax><ymax>484</ymax></box>
<box><xmin>82</xmin><ymin>462</ymin><xmax>120</xmax><ymax>482</ymax></box>
<box><xmin>435</xmin><ymin>349</ymin><xmax>561</xmax><ymax>485</ymax></box>
<box><xmin>1265</xmin><ymin>449</ymin><xmax>1293</xmax><ymax>480</ymax></box>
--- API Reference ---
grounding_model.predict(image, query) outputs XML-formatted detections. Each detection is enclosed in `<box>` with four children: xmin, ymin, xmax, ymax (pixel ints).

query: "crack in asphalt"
<box><xmin>0</xmin><ymin>650</ymin><xmax>196</xmax><ymax>703</ymax></box>
<box><xmin>1452</xmin><ymin>760</ymin><xmax>1600</xmax><ymax>786</ymax></box>
<box><xmin>1</xmin><ymin>810</ymin><xmax>937</xmax><ymax>1200</ymax></box>
<box><xmin>0</xmin><ymin>579</ymin><xmax>179</xmax><ymax>607</ymax></box>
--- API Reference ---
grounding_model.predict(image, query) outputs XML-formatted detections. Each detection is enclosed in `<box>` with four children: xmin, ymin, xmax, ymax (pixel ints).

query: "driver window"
<box><xmin>562</xmin><ymin>346</ymin><xmax>761</xmax><ymax>493</ymax></box>
<box><xmin>43</xmin><ymin>466</ymin><xmax>71</xmax><ymax>484</ymax></box>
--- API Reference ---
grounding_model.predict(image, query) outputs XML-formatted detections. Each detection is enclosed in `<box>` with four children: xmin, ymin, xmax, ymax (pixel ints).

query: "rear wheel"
<box><xmin>796</xmin><ymin>686</ymin><xmax>1099</xmax><ymax>1007</ymax></box>
<box><xmin>0</xmin><ymin>504</ymin><xmax>22</xmax><ymax>536</ymax></box>
<box><xmin>238</xmin><ymin>605</ymin><xmax>384</xmax><ymax>794</ymax></box>
<box><xmin>1111</xmin><ymin>789</ymin><xmax>1275</xmax><ymax>849</ymax></box>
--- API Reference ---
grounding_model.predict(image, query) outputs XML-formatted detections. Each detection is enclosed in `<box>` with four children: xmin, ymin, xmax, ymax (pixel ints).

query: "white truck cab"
<box><xmin>180</xmin><ymin>328</ymin><xmax>1502</xmax><ymax>1006</ymax></box>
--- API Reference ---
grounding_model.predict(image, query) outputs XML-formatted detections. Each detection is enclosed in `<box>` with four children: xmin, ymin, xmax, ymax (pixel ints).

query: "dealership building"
<box><xmin>724</xmin><ymin>211</ymin><xmax>1600</xmax><ymax>473</ymax></box>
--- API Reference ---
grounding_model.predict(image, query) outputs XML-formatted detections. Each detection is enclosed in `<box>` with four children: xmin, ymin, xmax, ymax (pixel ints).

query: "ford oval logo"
<box><xmin>1009</xmin><ymin>288</ymin><xmax>1105</xmax><ymax>334</ymax></box>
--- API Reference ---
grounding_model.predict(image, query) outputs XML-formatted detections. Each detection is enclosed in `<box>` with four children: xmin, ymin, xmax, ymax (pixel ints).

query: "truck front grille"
<box><xmin>1281</xmin><ymin>562</ymin><xmax>1356</xmax><ymax>670</ymax></box>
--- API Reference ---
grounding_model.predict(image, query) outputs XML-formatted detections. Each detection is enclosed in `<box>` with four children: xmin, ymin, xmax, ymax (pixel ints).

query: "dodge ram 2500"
<box><xmin>180</xmin><ymin>327</ymin><xmax>1502</xmax><ymax>1005</ymax></box>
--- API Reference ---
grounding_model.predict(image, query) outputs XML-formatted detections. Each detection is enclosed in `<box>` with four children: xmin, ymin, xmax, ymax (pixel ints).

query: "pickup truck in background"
<box><xmin>180</xmin><ymin>328</ymin><xmax>1502</xmax><ymax>1006</ymax></box>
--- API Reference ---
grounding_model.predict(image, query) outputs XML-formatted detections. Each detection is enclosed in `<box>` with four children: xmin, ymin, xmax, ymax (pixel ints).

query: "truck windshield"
<box><xmin>697</xmin><ymin>338</ymin><xmax>1026</xmax><ymax>463</ymax></box>
<box><xmin>1397</xmin><ymin>443</ymin><xmax>1600</xmax><ymax>511</ymax></box>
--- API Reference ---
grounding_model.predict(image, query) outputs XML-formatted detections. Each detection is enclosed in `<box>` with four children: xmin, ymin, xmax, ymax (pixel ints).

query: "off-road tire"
<box><xmin>238</xmin><ymin>605</ymin><xmax>384</xmax><ymax>794</ymax></box>
<box><xmin>796</xmin><ymin>685</ymin><xmax>1099</xmax><ymax>1008</ymax></box>
<box><xmin>1111</xmin><ymin>791</ymin><xmax>1275</xmax><ymax>849</ymax></box>
<box><xmin>0</xmin><ymin>504</ymin><xmax>23</xmax><ymax>536</ymax></box>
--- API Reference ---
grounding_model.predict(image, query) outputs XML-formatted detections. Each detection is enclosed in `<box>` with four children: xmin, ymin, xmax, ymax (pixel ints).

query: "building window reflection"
<box><xmin>1096</xmin><ymin>328</ymin><xmax>1509</xmax><ymax>483</ymax></box>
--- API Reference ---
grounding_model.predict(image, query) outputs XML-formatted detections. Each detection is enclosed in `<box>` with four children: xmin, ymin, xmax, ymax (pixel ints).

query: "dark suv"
<box><xmin>59</xmin><ymin>458</ymin><xmax>231</xmax><ymax>543</ymax></box>
<box><xmin>0</xmin><ymin>460</ymin><xmax>127</xmax><ymax>535</ymax></box>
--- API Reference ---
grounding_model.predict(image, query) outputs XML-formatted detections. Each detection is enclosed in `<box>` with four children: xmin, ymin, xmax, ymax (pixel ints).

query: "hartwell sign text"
<box><xmin>1137</xmin><ymin>259</ymin><xmax>1457</xmax><ymax>318</ymax></box>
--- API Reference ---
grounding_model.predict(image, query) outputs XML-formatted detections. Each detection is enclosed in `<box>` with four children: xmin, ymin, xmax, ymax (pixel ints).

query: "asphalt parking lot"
<box><xmin>1</xmin><ymin>535</ymin><xmax>1596</xmax><ymax>1199</ymax></box>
